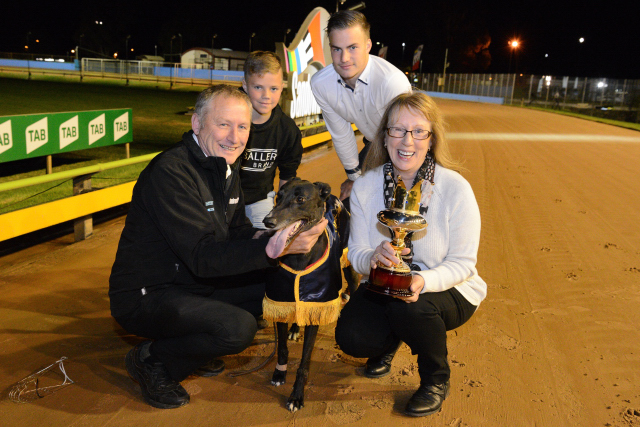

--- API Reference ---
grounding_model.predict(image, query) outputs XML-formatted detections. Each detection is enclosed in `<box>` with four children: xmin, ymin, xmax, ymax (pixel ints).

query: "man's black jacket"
<box><xmin>109</xmin><ymin>131</ymin><xmax>276</xmax><ymax>318</ymax></box>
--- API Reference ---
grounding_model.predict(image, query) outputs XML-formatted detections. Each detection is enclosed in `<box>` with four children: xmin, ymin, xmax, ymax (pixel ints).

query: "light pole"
<box><xmin>508</xmin><ymin>39</ymin><xmax>519</xmax><ymax>75</ymax></box>
<box><xmin>402</xmin><ymin>42</ymin><xmax>405</xmax><ymax>67</ymax></box>
<box><xmin>284</xmin><ymin>28</ymin><xmax>291</xmax><ymax>44</ymax></box>
<box><xmin>211</xmin><ymin>34</ymin><xmax>217</xmax><ymax>69</ymax></box>
<box><xmin>336</xmin><ymin>0</ymin><xmax>346</xmax><ymax>11</ymax></box>
<box><xmin>78</xmin><ymin>34</ymin><xmax>84</xmax><ymax>60</ymax></box>
<box><xmin>347</xmin><ymin>1</ymin><xmax>366</xmax><ymax>11</ymax></box>
<box><xmin>249</xmin><ymin>32</ymin><xmax>255</xmax><ymax>52</ymax></box>
<box><xmin>125</xmin><ymin>35</ymin><xmax>131</xmax><ymax>85</ymax></box>
<box><xmin>170</xmin><ymin>35</ymin><xmax>176</xmax><ymax>61</ymax></box>
<box><xmin>442</xmin><ymin>48</ymin><xmax>449</xmax><ymax>92</ymax></box>
<box><xmin>578</xmin><ymin>37</ymin><xmax>585</xmax><ymax>76</ymax></box>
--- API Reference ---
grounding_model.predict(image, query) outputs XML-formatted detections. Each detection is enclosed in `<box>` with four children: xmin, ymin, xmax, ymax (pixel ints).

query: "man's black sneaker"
<box><xmin>125</xmin><ymin>341</ymin><xmax>190</xmax><ymax>409</ymax></box>
<box><xmin>193</xmin><ymin>359</ymin><xmax>225</xmax><ymax>377</ymax></box>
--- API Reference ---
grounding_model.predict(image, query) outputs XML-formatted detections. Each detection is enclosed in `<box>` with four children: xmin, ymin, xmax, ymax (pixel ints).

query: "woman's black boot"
<box><xmin>364</xmin><ymin>339</ymin><xmax>402</xmax><ymax>378</ymax></box>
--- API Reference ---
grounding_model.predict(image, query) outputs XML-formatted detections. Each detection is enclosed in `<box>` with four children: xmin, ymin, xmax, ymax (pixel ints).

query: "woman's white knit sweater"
<box><xmin>348</xmin><ymin>164</ymin><xmax>487</xmax><ymax>307</ymax></box>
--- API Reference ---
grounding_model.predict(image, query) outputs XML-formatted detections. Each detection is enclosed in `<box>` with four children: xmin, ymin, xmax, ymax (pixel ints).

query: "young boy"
<box><xmin>240</xmin><ymin>51</ymin><xmax>303</xmax><ymax>229</ymax></box>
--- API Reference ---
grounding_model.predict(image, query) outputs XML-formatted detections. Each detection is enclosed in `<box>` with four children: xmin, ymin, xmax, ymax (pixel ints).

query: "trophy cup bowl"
<box><xmin>365</xmin><ymin>177</ymin><xmax>428</xmax><ymax>297</ymax></box>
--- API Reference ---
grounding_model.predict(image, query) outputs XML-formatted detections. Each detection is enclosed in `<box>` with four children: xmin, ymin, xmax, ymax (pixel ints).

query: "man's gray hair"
<box><xmin>194</xmin><ymin>85</ymin><xmax>251</xmax><ymax>127</ymax></box>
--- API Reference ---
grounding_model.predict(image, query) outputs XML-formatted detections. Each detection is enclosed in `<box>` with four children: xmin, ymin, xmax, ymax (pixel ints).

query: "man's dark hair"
<box><xmin>194</xmin><ymin>84</ymin><xmax>251</xmax><ymax>128</ymax></box>
<box><xmin>327</xmin><ymin>10</ymin><xmax>371</xmax><ymax>39</ymax></box>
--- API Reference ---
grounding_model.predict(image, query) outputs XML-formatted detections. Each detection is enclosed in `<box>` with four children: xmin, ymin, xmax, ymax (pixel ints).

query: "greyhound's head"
<box><xmin>263</xmin><ymin>178</ymin><xmax>331</xmax><ymax>245</ymax></box>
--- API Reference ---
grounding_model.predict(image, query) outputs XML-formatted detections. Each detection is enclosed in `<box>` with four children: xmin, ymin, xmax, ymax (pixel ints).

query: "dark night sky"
<box><xmin>2</xmin><ymin>0</ymin><xmax>639</xmax><ymax>78</ymax></box>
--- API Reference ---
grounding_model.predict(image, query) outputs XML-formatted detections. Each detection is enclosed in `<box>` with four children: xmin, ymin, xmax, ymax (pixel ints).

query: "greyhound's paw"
<box><xmin>271</xmin><ymin>368</ymin><xmax>287</xmax><ymax>386</ymax></box>
<box><xmin>286</xmin><ymin>395</ymin><xmax>304</xmax><ymax>412</ymax></box>
<box><xmin>288</xmin><ymin>323</ymin><xmax>300</xmax><ymax>341</ymax></box>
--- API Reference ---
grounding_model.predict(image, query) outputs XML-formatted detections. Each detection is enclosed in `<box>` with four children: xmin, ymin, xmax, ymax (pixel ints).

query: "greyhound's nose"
<box><xmin>263</xmin><ymin>216</ymin><xmax>277</xmax><ymax>229</ymax></box>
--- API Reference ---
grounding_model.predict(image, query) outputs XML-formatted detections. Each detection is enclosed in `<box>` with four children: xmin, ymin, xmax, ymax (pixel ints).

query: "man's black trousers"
<box><xmin>114</xmin><ymin>281</ymin><xmax>265</xmax><ymax>382</ymax></box>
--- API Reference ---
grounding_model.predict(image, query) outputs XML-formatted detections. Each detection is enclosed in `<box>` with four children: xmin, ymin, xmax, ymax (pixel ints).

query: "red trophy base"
<box><xmin>365</xmin><ymin>266</ymin><xmax>414</xmax><ymax>297</ymax></box>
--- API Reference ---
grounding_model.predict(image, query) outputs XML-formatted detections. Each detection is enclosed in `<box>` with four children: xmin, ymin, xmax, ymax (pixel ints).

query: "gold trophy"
<box><xmin>366</xmin><ymin>176</ymin><xmax>427</xmax><ymax>297</ymax></box>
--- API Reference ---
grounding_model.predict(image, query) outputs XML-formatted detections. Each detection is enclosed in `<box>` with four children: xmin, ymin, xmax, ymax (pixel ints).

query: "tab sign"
<box><xmin>113</xmin><ymin>112</ymin><xmax>129</xmax><ymax>142</ymax></box>
<box><xmin>59</xmin><ymin>115</ymin><xmax>79</xmax><ymax>149</ymax></box>
<box><xmin>88</xmin><ymin>114</ymin><xmax>106</xmax><ymax>145</ymax></box>
<box><xmin>26</xmin><ymin>117</ymin><xmax>49</xmax><ymax>154</ymax></box>
<box><xmin>0</xmin><ymin>120</ymin><xmax>12</xmax><ymax>155</ymax></box>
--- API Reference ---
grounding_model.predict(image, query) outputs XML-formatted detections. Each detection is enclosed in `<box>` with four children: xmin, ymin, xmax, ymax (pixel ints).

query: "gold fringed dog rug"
<box><xmin>263</xmin><ymin>197</ymin><xmax>346</xmax><ymax>326</ymax></box>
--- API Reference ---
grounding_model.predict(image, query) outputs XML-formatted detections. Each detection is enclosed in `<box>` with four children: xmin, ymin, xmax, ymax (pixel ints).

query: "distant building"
<box><xmin>180</xmin><ymin>48</ymin><xmax>249</xmax><ymax>71</ymax></box>
<box><xmin>137</xmin><ymin>55</ymin><xmax>165</xmax><ymax>62</ymax></box>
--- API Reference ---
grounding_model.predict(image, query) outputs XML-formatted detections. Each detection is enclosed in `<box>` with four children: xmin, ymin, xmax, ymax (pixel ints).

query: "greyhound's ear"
<box><xmin>314</xmin><ymin>182</ymin><xmax>331</xmax><ymax>201</ymax></box>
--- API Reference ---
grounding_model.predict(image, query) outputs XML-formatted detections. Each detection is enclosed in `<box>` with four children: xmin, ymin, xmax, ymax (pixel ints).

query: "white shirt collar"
<box><xmin>337</xmin><ymin>55</ymin><xmax>372</xmax><ymax>90</ymax></box>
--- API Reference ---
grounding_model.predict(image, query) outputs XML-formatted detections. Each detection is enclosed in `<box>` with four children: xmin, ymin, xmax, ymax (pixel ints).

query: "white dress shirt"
<box><xmin>310</xmin><ymin>55</ymin><xmax>411</xmax><ymax>180</ymax></box>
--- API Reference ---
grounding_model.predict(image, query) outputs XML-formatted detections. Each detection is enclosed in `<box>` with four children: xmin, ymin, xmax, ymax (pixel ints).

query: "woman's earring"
<box><xmin>383</xmin><ymin>141</ymin><xmax>387</xmax><ymax>148</ymax></box>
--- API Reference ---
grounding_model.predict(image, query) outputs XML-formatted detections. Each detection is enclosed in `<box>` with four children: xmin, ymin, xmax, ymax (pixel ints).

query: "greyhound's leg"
<box><xmin>288</xmin><ymin>323</ymin><xmax>300</xmax><ymax>340</ymax></box>
<box><xmin>271</xmin><ymin>322</ymin><xmax>289</xmax><ymax>386</ymax></box>
<box><xmin>286</xmin><ymin>324</ymin><xmax>319</xmax><ymax>412</ymax></box>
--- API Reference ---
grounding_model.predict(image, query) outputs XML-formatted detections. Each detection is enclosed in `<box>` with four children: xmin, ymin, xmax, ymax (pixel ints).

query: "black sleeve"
<box><xmin>276</xmin><ymin>121</ymin><xmax>303</xmax><ymax>181</ymax></box>
<box><xmin>143</xmin><ymin>160</ymin><xmax>275</xmax><ymax>278</ymax></box>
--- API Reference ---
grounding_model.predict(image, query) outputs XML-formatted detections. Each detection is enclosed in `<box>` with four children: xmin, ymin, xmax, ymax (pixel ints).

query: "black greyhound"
<box><xmin>262</xmin><ymin>178</ymin><xmax>350</xmax><ymax>412</ymax></box>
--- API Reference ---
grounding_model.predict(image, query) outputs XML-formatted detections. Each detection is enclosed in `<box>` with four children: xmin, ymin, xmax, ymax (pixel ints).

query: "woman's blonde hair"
<box><xmin>362</xmin><ymin>91</ymin><xmax>462</xmax><ymax>174</ymax></box>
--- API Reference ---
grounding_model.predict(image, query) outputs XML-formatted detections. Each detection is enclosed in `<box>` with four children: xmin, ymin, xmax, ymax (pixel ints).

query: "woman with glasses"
<box><xmin>335</xmin><ymin>91</ymin><xmax>487</xmax><ymax>417</ymax></box>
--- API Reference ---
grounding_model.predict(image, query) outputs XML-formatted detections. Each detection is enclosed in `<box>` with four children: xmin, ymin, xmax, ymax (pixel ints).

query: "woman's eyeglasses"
<box><xmin>386</xmin><ymin>127</ymin><xmax>433</xmax><ymax>140</ymax></box>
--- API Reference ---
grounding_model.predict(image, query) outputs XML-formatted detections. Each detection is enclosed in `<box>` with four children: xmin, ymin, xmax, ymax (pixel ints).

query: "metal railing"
<box><xmin>0</xmin><ymin>153</ymin><xmax>159</xmax><ymax>194</ymax></box>
<box><xmin>407</xmin><ymin>72</ymin><xmax>640</xmax><ymax>122</ymax></box>
<box><xmin>81</xmin><ymin>58</ymin><xmax>243</xmax><ymax>84</ymax></box>
<box><xmin>409</xmin><ymin>72</ymin><xmax>640</xmax><ymax>107</ymax></box>
<box><xmin>414</xmin><ymin>73</ymin><xmax>517</xmax><ymax>101</ymax></box>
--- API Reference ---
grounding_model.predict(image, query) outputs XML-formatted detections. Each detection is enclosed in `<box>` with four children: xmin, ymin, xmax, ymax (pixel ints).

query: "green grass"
<box><xmin>0</xmin><ymin>76</ymin><xmax>202</xmax><ymax>213</ymax></box>
<box><xmin>519</xmin><ymin>105</ymin><xmax>640</xmax><ymax>132</ymax></box>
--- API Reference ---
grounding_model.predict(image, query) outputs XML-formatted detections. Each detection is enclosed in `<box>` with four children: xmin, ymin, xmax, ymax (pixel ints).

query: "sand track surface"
<box><xmin>1</xmin><ymin>100</ymin><xmax>639</xmax><ymax>426</ymax></box>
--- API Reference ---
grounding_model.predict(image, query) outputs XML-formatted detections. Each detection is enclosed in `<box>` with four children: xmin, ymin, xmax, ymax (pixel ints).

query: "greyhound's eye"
<box><xmin>296</xmin><ymin>196</ymin><xmax>306</xmax><ymax>203</ymax></box>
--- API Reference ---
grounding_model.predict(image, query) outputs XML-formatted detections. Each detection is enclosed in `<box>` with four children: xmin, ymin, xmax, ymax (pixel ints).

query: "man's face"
<box><xmin>191</xmin><ymin>96</ymin><xmax>251</xmax><ymax>164</ymax></box>
<box><xmin>329</xmin><ymin>25</ymin><xmax>372</xmax><ymax>84</ymax></box>
<box><xmin>242</xmin><ymin>72</ymin><xmax>284</xmax><ymax>117</ymax></box>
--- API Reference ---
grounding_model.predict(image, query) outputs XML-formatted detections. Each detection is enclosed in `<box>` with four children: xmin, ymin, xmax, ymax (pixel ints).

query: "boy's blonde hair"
<box><xmin>243</xmin><ymin>51</ymin><xmax>283</xmax><ymax>80</ymax></box>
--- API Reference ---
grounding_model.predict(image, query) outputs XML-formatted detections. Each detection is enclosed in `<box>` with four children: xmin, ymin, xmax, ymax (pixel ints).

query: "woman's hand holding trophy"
<box><xmin>369</xmin><ymin>241</ymin><xmax>425</xmax><ymax>302</ymax></box>
<box><xmin>365</xmin><ymin>176</ymin><xmax>428</xmax><ymax>299</ymax></box>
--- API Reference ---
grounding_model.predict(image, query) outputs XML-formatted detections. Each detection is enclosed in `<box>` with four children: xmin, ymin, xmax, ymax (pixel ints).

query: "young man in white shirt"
<box><xmin>310</xmin><ymin>10</ymin><xmax>411</xmax><ymax>201</ymax></box>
